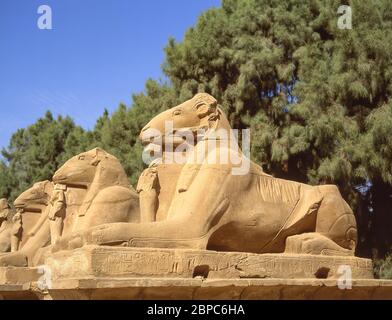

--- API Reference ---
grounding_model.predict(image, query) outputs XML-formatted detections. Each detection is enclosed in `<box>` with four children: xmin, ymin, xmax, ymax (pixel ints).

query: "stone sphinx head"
<box><xmin>139</xmin><ymin>93</ymin><xmax>241</xmax><ymax>167</ymax></box>
<box><xmin>52</xmin><ymin>148</ymin><xmax>129</xmax><ymax>188</ymax></box>
<box><xmin>139</xmin><ymin>93</ymin><xmax>232</xmax><ymax>146</ymax></box>
<box><xmin>13</xmin><ymin>181</ymin><xmax>53</xmax><ymax>213</ymax></box>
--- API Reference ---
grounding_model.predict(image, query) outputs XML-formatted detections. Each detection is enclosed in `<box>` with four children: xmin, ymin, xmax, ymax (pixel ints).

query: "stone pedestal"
<box><xmin>0</xmin><ymin>266</ymin><xmax>41</xmax><ymax>284</ymax></box>
<box><xmin>46</xmin><ymin>246</ymin><xmax>374</xmax><ymax>280</ymax></box>
<box><xmin>46</xmin><ymin>278</ymin><xmax>392</xmax><ymax>300</ymax></box>
<box><xmin>1</xmin><ymin>246</ymin><xmax>392</xmax><ymax>300</ymax></box>
<box><xmin>0</xmin><ymin>267</ymin><xmax>43</xmax><ymax>300</ymax></box>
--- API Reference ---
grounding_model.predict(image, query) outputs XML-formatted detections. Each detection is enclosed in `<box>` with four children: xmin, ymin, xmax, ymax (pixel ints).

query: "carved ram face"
<box><xmin>139</xmin><ymin>93</ymin><xmax>218</xmax><ymax>146</ymax></box>
<box><xmin>52</xmin><ymin>148</ymin><xmax>106</xmax><ymax>187</ymax></box>
<box><xmin>13</xmin><ymin>180</ymin><xmax>53</xmax><ymax>212</ymax></box>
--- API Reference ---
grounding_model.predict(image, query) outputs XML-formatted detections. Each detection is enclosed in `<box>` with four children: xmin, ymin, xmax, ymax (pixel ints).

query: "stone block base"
<box><xmin>46</xmin><ymin>278</ymin><xmax>392</xmax><ymax>300</ymax></box>
<box><xmin>46</xmin><ymin>246</ymin><xmax>374</xmax><ymax>280</ymax></box>
<box><xmin>0</xmin><ymin>267</ymin><xmax>44</xmax><ymax>300</ymax></box>
<box><xmin>0</xmin><ymin>267</ymin><xmax>41</xmax><ymax>284</ymax></box>
<box><xmin>1</xmin><ymin>277</ymin><xmax>392</xmax><ymax>300</ymax></box>
<box><xmin>1</xmin><ymin>246</ymin><xmax>392</xmax><ymax>300</ymax></box>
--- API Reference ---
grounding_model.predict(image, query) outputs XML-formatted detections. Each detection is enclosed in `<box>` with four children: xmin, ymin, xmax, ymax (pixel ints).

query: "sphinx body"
<box><xmin>54</xmin><ymin>93</ymin><xmax>357</xmax><ymax>257</ymax></box>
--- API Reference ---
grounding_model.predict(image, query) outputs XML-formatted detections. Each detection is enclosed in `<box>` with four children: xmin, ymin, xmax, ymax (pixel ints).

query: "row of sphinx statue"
<box><xmin>0</xmin><ymin>93</ymin><xmax>359</xmax><ymax>267</ymax></box>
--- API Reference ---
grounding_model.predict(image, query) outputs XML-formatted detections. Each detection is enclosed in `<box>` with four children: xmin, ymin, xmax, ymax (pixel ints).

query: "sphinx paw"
<box><xmin>68</xmin><ymin>234</ymin><xmax>84</xmax><ymax>250</ymax></box>
<box><xmin>0</xmin><ymin>252</ymin><xmax>28</xmax><ymax>267</ymax></box>
<box><xmin>52</xmin><ymin>237</ymin><xmax>69</xmax><ymax>252</ymax></box>
<box><xmin>84</xmin><ymin>224</ymin><xmax>128</xmax><ymax>246</ymax></box>
<box><xmin>86</xmin><ymin>226</ymin><xmax>111</xmax><ymax>245</ymax></box>
<box><xmin>285</xmin><ymin>233</ymin><xmax>354</xmax><ymax>256</ymax></box>
<box><xmin>52</xmin><ymin>233</ymin><xmax>83</xmax><ymax>252</ymax></box>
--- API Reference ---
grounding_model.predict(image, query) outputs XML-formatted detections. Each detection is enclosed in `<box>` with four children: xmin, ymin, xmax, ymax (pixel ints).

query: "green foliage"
<box><xmin>1</xmin><ymin>112</ymin><xmax>90</xmax><ymax>200</ymax></box>
<box><xmin>91</xmin><ymin>80</ymin><xmax>178</xmax><ymax>186</ymax></box>
<box><xmin>0</xmin><ymin>161</ymin><xmax>12</xmax><ymax>199</ymax></box>
<box><xmin>1</xmin><ymin>0</ymin><xmax>392</xmax><ymax>257</ymax></box>
<box><xmin>374</xmin><ymin>255</ymin><xmax>392</xmax><ymax>279</ymax></box>
<box><xmin>163</xmin><ymin>0</ymin><xmax>392</xmax><ymax>257</ymax></box>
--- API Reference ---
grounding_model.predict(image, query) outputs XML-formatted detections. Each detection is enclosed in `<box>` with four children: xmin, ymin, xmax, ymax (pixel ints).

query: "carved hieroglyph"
<box><xmin>47</xmin><ymin>246</ymin><xmax>374</xmax><ymax>281</ymax></box>
<box><xmin>53</xmin><ymin>93</ymin><xmax>358</xmax><ymax>257</ymax></box>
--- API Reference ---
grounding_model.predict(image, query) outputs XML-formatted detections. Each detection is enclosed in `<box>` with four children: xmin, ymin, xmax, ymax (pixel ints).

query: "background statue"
<box><xmin>10</xmin><ymin>210</ymin><xmax>22</xmax><ymax>252</ymax></box>
<box><xmin>0</xmin><ymin>198</ymin><xmax>11</xmax><ymax>252</ymax></box>
<box><xmin>48</xmin><ymin>184</ymin><xmax>67</xmax><ymax>244</ymax></box>
<box><xmin>52</xmin><ymin>148</ymin><xmax>140</xmax><ymax>233</ymax></box>
<box><xmin>137</xmin><ymin>140</ymin><xmax>188</xmax><ymax>223</ymax></box>
<box><xmin>137</xmin><ymin>160</ymin><xmax>160</xmax><ymax>223</ymax></box>
<box><xmin>0</xmin><ymin>148</ymin><xmax>143</xmax><ymax>267</ymax></box>
<box><xmin>53</xmin><ymin>94</ymin><xmax>358</xmax><ymax>257</ymax></box>
<box><xmin>0</xmin><ymin>181</ymin><xmax>54</xmax><ymax>266</ymax></box>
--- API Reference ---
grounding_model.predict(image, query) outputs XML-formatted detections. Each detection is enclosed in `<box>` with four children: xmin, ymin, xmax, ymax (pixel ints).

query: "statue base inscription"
<box><xmin>46</xmin><ymin>246</ymin><xmax>374</xmax><ymax>280</ymax></box>
<box><xmin>1</xmin><ymin>246</ymin><xmax>392</xmax><ymax>300</ymax></box>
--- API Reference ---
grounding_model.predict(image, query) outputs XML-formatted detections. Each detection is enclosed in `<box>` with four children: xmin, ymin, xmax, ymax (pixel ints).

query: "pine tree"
<box><xmin>0</xmin><ymin>112</ymin><xmax>88</xmax><ymax>200</ymax></box>
<box><xmin>161</xmin><ymin>0</ymin><xmax>392</xmax><ymax>257</ymax></box>
<box><xmin>1</xmin><ymin>0</ymin><xmax>392</xmax><ymax>258</ymax></box>
<box><xmin>92</xmin><ymin>80</ymin><xmax>178</xmax><ymax>185</ymax></box>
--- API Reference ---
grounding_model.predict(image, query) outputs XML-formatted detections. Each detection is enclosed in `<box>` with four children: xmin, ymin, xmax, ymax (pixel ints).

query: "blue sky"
<box><xmin>0</xmin><ymin>0</ymin><xmax>221</xmax><ymax>150</ymax></box>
